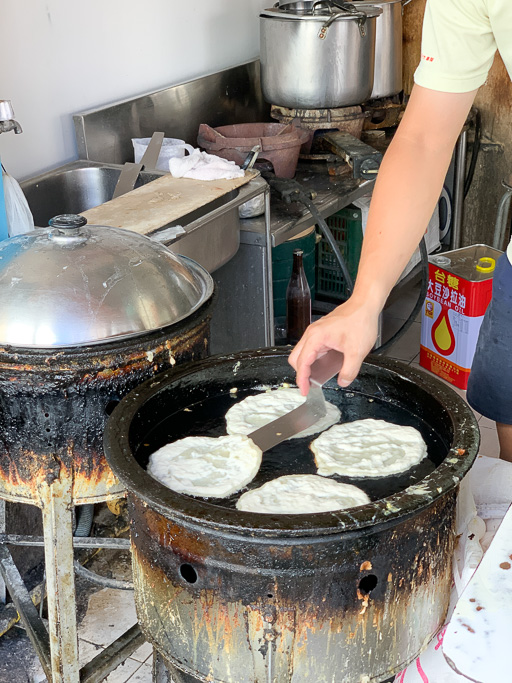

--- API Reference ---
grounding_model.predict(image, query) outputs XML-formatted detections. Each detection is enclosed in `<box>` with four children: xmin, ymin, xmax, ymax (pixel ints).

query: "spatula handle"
<box><xmin>309</xmin><ymin>350</ymin><xmax>344</xmax><ymax>387</ymax></box>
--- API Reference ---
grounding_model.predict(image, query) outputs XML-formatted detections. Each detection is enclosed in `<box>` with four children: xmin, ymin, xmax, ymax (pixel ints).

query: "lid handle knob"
<box><xmin>49</xmin><ymin>214</ymin><xmax>87</xmax><ymax>237</ymax></box>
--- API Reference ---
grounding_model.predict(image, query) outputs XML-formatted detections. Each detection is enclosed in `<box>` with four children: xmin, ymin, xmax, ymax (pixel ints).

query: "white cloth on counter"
<box><xmin>168</xmin><ymin>149</ymin><xmax>244</xmax><ymax>181</ymax></box>
<box><xmin>395</xmin><ymin>455</ymin><xmax>512</xmax><ymax>682</ymax></box>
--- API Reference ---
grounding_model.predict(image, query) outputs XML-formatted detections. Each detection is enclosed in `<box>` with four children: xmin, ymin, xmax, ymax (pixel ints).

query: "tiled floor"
<box><xmin>0</xmin><ymin>279</ymin><xmax>500</xmax><ymax>683</ymax></box>
<box><xmin>0</xmin><ymin>543</ymin><xmax>153</xmax><ymax>683</ymax></box>
<box><xmin>77</xmin><ymin>588</ymin><xmax>153</xmax><ymax>683</ymax></box>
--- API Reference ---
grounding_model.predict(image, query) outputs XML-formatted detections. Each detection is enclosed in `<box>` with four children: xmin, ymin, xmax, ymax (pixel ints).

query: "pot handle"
<box><xmin>400</xmin><ymin>0</ymin><xmax>413</xmax><ymax>16</ymax></box>
<box><xmin>316</xmin><ymin>1</ymin><xmax>368</xmax><ymax>39</ymax></box>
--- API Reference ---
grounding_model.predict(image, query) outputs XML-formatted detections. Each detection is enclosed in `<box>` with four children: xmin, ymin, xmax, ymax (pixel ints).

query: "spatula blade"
<box><xmin>249</xmin><ymin>385</ymin><xmax>327</xmax><ymax>452</ymax></box>
<box><xmin>247</xmin><ymin>350</ymin><xmax>344</xmax><ymax>452</ymax></box>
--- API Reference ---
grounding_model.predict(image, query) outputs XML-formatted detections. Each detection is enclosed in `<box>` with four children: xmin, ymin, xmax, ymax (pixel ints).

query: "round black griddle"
<box><xmin>106</xmin><ymin>349</ymin><xmax>479</xmax><ymax>533</ymax></box>
<box><xmin>105</xmin><ymin>351</ymin><xmax>479</xmax><ymax>683</ymax></box>
<box><xmin>137</xmin><ymin>381</ymin><xmax>444</xmax><ymax>509</ymax></box>
<box><xmin>132</xmin><ymin>349</ymin><xmax>462</xmax><ymax>513</ymax></box>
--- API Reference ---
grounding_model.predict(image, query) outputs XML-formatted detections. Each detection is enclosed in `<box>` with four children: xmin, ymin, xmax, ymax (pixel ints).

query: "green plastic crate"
<box><xmin>316</xmin><ymin>206</ymin><xmax>363</xmax><ymax>301</ymax></box>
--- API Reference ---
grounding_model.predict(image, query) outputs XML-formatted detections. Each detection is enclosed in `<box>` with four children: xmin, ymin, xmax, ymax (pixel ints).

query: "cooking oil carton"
<box><xmin>420</xmin><ymin>245</ymin><xmax>503</xmax><ymax>389</ymax></box>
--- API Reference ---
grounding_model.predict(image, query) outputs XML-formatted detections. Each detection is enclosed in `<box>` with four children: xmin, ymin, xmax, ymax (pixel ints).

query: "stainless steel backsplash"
<box><xmin>73</xmin><ymin>60</ymin><xmax>270</xmax><ymax>165</ymax></box>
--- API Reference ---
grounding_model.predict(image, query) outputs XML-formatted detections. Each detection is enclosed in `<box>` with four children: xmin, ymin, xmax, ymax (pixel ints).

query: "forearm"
<box><xmin>351</xmin><ymin>85</ymin><xmax>477</xmax><ymax>313</ymax></box>
<box><xmin>352</xmin><ymin>135</ymin><xmax>451</xmax><ymax>309</ymax></box>
<box><xmin>289</xmin><ymin>86</ymin><xmax>478</xmax><ymax>390</ymax></box>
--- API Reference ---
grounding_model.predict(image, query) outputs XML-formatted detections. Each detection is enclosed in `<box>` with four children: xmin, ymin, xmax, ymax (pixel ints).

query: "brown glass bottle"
<box><xmin>286</xmin><ymin>249</ymin><xmax>311</xmax><ymax>344</ymax></box>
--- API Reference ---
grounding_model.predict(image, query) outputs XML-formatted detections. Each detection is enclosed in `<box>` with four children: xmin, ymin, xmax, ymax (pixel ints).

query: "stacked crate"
<box><xmin>316</xmin><ymin>206</ymin><xmax>363</xmax><ymax>302</ymax></box>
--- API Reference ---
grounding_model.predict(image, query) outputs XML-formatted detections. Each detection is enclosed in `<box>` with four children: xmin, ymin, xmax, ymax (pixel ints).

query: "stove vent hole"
<box><xmin>179</xmin><ymin>563</ymin><xmax>198</xmax><ymax>584</ymax></box>
<box><xmin>358</xmin><ymin>574</ymin><xmax>378</xmax><ymax>595</ymax></box>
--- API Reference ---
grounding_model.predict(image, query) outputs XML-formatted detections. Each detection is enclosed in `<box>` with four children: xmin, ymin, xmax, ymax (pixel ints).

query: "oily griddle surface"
<box><xmin>136</xmin><ymin>382</ymin><xmax>446</xmax><ymax>509</ymax></box>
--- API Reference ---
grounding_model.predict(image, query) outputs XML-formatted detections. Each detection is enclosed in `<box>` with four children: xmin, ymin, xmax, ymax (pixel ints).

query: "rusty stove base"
<box><xmin>0</xmin><ymin>306</ymin><xmax>212</xmax><ymax>682</ymax></box>
<box><xmin>153</xmin><ymin>651</ymin><xmax>397</xmax><ymax>683</ymax></box>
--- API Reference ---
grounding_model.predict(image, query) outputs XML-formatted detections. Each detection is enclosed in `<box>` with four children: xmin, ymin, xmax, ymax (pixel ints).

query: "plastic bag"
<box><xmin>239</xmin><ymin>194</ymin><xmax>265</xmax><ymax>218</ymax></box>
<box><xmin>2</xmin><ymin>170</ymin><xmax>34</xmax><ymax>237</ymax></box>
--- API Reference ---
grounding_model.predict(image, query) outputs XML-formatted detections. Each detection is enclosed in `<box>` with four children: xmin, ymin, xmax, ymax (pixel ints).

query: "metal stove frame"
<box><xmin>0</xmin><ymin>493</ymin><xmax>142</xmax><ymax>683</ymax></box>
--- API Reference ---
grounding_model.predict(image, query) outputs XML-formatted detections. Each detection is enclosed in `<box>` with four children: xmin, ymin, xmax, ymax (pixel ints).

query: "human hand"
<box><xmin>288</xmin><ymin>299</ymin><xmax>381</xmax><ymax>395</ymax></box>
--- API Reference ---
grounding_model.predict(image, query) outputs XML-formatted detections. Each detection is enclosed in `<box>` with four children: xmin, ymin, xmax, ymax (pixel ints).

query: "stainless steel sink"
<box><xmin>20</xmin><ymin>160</ymin><xmax>266</xmax><ymax>272</ymax></box>
<box><xmin>21</xmin><ymin>160</ymin><xmax>162</xmax><ymax>228</ymax></box>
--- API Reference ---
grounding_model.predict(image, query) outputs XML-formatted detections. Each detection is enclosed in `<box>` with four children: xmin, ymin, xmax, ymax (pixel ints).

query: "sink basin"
<box><xmin>20</xmin><ymin>160</ymin><xmax>266</xmax><ymax>272</ymax></box>
<box><xmin>21</xmin><ymin>160</ymin><xmax>162</xmax><ymax>228</ymax></box>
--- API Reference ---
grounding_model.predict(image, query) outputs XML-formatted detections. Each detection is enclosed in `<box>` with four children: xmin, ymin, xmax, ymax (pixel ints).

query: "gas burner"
<box><xmin>269</xmin><ymin>103</ymin><xmax>395</xmax><ymax>178</ymax></box>
<box><xmin>271</xmin><ymin>104</ymin><xmax>367</xmax><ymax>153</ymax></box>
<box><xmin>292</xmin><ymin>129</ymin><xmax>383</xmax><ymax>180</ymax></box>
<box><xmin>362</xmin><ymin>94</ymin><xmax>405</xmax><ymax>130</ymax></box>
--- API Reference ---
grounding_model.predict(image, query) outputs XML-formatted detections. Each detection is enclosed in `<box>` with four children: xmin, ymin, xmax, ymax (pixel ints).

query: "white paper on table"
<box><xmin>442</xmin><ymin>504</ymin><xmax>512</xmax><ymax>682</ymax></box>
<box><xmin>395</xmin><ymin>457</ymin><xmax>512</xmax><ymax>683</ymax></box>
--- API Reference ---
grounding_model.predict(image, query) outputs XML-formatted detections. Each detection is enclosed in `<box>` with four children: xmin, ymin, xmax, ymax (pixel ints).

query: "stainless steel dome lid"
<box><xmin>0</xmin><ymin>214</ymin><xmax>214</xmax><ymax>348</ymax></box>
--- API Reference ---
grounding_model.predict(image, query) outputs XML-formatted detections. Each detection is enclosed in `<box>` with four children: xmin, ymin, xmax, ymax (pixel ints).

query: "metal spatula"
<box><xmin>112</xmin><ymin>131</ymin><xmax>165</xmax><ymax>199</ymax></box>
<box><xmin>249</xmin><ymin>349</ymin><xmax>344</xmax><ymax>452</ymax></box>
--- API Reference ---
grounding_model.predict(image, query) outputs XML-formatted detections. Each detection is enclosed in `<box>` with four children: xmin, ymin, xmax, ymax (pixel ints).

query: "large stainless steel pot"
<box><xmin>354</xmin><ymin>0</ymin><xmax>409</xmax><ymax>99</ymax></box>
<box><xmin>0</xmin><ymin>214</ymin><xmax>215</xmax><ymax>683</ymax></box>
<box><xmin>278</xmin><ymin>0</ymin><xmax>408</xmax><ymax>100</ymax></box>
<box><xmin>260</xmin><ymin>3</ymin><xmax>382</xmax><ymax>109</ymax></box>
<box><xmin>105</xmin><ymin>349</ymin><xmax>479</xmax><ymax>683</ymax></box>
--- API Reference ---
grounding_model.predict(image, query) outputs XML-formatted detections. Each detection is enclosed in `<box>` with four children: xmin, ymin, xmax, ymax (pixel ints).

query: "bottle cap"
<box><xmin>476</xmin><ymin>257</ymin><xmax>495</xmax><ymax>273</ymax></box>
<box><xmin>430</xmin><ymin>255</ymin><xmax>451</xmax><ymax>268</ymax></box>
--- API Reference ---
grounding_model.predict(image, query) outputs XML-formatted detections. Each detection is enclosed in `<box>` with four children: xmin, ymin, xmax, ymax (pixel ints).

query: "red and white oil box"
<box><xmin>420</xmin><ymin>245</ymin><xmax>503</xmax><ymax>389</ymax></box>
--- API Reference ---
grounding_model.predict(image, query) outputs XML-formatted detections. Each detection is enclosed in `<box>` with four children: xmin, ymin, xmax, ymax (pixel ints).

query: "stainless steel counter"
<box><xmin>243</xmin><ymin>171</ymin><xmax>374</xmax><ymax>247</ymax></box>
<box><xmin>70</xmin><ymin>61</ymin><xmax>375</xmax><ymax>355</ymax></box>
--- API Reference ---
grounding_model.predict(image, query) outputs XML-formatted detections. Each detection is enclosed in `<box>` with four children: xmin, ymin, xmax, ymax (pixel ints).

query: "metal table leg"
<box><xmin>38</xmin><ymin>474</ymin><xmax>80</xmax><ymax>683</ymax></box>
<box><xmin>153</xmin><ymin>652</ymin><xmax>193</xmax><ymax>683</ymax></box>
<box><xmin>0</xmin><ymin>501</ymin><xmax>143</xmax><ymax>682</ymax></box>
<box><xmin>0</xmin><ymin>543</ymin><xmax>52</xmax><ymax>679</ymax></box>
<box><xmin>492</xmin><ymin>180</ymin><xmax>512</xmax><ymax>250</ymax></box>
<box><xmin>450</xmin><ymin>129</ymin><xmax>467</xmax><ymax>250</ymax></box>
<box><xmin>262</xmin><ymin>188</ymin><xmax>275</xmax><ymax>348</ymax></box>
<box><xmin>153</xmin><ymin>649</ymin><xmax>173</xmax><ymax>682</ymax></box>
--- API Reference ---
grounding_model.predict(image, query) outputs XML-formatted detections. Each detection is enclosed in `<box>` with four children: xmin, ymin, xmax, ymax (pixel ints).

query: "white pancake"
<box><xmin>147</xmin><ymin>434</ymin><xmax>262</xmax><ymax>498</ymax></box>
<box><xmin>226</xmin><ymin>387</ymin><xmax>340</xmax><ymax>440</ymax></box>
<box><xmin>236</xmin><ymin>474</ymin><xmax>370</xmax><ymax>514</ymax></box>
<box><xmin>311</xmin><ymin>418</ymin><xmax>427</xmax><ymax>478</ymax></box>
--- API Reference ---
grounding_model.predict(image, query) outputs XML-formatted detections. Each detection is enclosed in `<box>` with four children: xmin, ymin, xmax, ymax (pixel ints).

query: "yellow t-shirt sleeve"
<box><xmin>414</xmin><ymin>0</ymin><xmax>497</xmax><ymax>93</ymax></box>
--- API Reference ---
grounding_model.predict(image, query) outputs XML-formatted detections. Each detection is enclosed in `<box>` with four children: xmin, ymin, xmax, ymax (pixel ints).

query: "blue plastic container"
<box><xmin>0</xmin><ymin>161</ymin><xmax>11</xmax><ymax>241</ymax></box>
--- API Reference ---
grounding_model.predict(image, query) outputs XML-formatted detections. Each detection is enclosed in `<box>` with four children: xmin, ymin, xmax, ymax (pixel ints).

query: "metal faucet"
<box><xmin>0</xmin><ymin>100</ymin><xmax>22</xmax><ymax>135</ymax></box>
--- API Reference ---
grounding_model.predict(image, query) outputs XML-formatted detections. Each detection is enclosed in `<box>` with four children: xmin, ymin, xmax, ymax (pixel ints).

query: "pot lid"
<box><xmin>0</xmin><ymin>214</ymin><xmax>214</xmax><ymax>348</ymax></box>
<box><xmin>262</xmin><ymin>2</ymin><xmax>382</xmax><ymax>19</ymax></box>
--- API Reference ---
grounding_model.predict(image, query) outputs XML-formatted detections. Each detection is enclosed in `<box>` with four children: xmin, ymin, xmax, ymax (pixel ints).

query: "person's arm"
<box><xmin>289</xmin><ymin>84</ymin><xmax>477</xmax><ymax>393</ymax></box>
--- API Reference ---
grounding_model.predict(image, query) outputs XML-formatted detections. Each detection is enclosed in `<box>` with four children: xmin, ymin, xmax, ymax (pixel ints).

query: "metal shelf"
<box><xmin>241</xmin><ymin>171</ymin><xmax>375</xmax><ymax>247</ymax></box>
